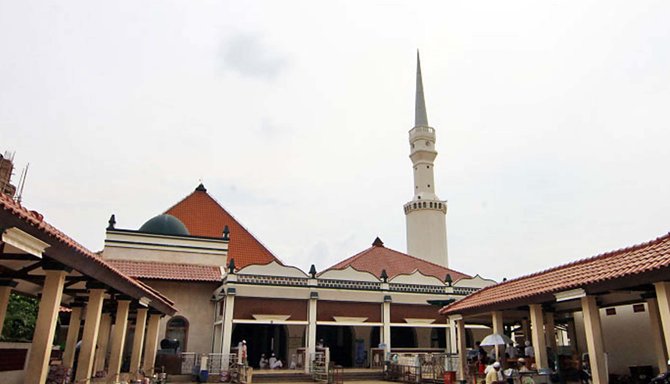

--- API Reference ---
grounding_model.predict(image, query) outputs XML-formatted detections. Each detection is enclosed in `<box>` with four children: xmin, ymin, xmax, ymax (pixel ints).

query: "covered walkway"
<box><xmin>0</xmin><ymin>193</ymin><xmax>177</xmax><ymax>383</ymax></box>
<box><xmin>440</xmin><ymin>233</ymin><xmax>670</xmax><ymax>384</ymax></box>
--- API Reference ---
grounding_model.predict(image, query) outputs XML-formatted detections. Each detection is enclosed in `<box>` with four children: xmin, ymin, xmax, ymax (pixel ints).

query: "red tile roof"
<box><xmin>440</xmin><ymin>232</ymin><xmax>670</xmax><ymax>316</ymax></box>
<box><xmin>165</xmin><ymin>185</ymin><xmax>280</xmax><ymax>269</ymax></box>
<box><xmin>0</xmin><ymin>193</ymin><xmax>177</xmax><ymax>314</ymax></box>
<box><xmin>324</xmin><ymin>237</ymin><xmax>470</xmax><ymax>281</ymax></box>
<box><xmin>109</xmin><ymin>260</ymin><xmax>223</xmax><ymax>282</ymax></box>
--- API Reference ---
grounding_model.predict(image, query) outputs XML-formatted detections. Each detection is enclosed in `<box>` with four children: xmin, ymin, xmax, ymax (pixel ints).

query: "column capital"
<box><xmin>85</xmin><ymin>281</ymin><xmax>108</xmax><ymax>290</ymax></box>
<box><xmin>113</xmin><ymin>294</ymin><xmax>134</xmax><ymax>302</ymax></box>
<box><xmin>42</xmin><ymin>261</ymin><xmax>72</xmax><ymax>272</ymax></box>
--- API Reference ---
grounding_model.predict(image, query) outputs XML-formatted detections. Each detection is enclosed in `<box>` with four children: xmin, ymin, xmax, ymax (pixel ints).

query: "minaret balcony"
<box><xmin>409</xmin><ymin>126</ymin><xmax>435</xmax><ymax>142</ymax></box>
<box><xmin>403</xmin><ymin>200</ymin><xmax>447</xmax><ymax>214</ymax></box>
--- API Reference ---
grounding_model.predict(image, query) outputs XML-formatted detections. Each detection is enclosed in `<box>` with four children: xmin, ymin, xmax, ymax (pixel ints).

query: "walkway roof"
<box><xmin>440</xmin><ymin>232</ymin><xmax>670</xmax><ymax>317</ymax></box>
<box><xmin>0</xmin><ymin>193</ymin><xmax>177</xmax><ymax>315</ymax></box>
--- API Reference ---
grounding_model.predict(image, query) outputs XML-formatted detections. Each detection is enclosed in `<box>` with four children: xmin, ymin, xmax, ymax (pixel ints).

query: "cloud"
<box><xmin>220</xmin><ymin>33</ymin><xmax>288</xmax><ymax>80</ymax></box>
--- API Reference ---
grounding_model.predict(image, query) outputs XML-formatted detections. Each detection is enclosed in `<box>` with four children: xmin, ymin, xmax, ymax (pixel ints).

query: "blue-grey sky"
<box><xmin>1</xmin><ymin>1</ymin><xmax>669</xmax><ymax>281</ymax></box>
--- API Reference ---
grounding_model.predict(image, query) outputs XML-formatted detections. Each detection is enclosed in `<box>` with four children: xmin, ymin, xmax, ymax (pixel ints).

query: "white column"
<box><xmin>529</xmin><ymin>304</ymin><xmax>548</xmax><ymax>369</ymax></box>
<box><xmin>655</xmin><ymin>282</ymin><xmax>670</xmax><ymax>361</ymax></box>
<box><xmin>107</xmin><ymin>299</ymin><xmax>130</xmax><ymax>380</ymax></box>
<box><xmin>647</xmin><ymin>298</ymin><xmax>668</xmax><ymax>373</ymax></box>
<box><xmin>142</xmin><ymin>313</ymin><xmax>162</xmax><ymax>374</ymax></box>
<box><xmin>382</xmin><ymin>296</ymin><xmax>392</xmax><ymax>354</ymax></box>
<box><xmin>455</xmin><ymin>318</ymin><xmax>467</xmax><ymax>381</ymax></box>
<box><xmin>63</xmin><ymin>304</ymin><xmax>83</xmax><ymax>368</ymax></box>
<box><xmin>581</xmin><ymin>296</ymin><xmax>607</xmax><ymax>384</ymax></box>
<box><xmin>25</xmin><ymin>268</ymin><xmax>67</xmax><ymax>384</ymax></box>
<box><xmin>448</xmin><ymin>318</ymin><xmax>458</xmax><ymax>355</ymax></box>
<box><xmin>130</xmin><ymin>307</ymin><xmax>148</xmax><ymax>374</ymax></box>
<box><xmin>0</xmin><ymin>281</ymin><xmax>16</xmax><ymax>336</ymax></box>
<box><xmin>75</xmin><ymin>287</ymin><xmax>106</xmax><ymax>383</ymax></box>
<box><xmin>305</xmin><ymin>293</ymin><xmax>317</xmax><ymax>373</ymax></box>
<box><xmin>221</xmin><ymin>289</ymin><xmax>236</xmax><ymax>370</ymax></box>
<box><xmin>491</xmin><ymin>311</ymin><xmax>504</xmax><ymax>360</ymax></box>
<box><xmin>94</xmin><ymin>312</ymin><xmax>113</xmax><ymax>373</ymax></box>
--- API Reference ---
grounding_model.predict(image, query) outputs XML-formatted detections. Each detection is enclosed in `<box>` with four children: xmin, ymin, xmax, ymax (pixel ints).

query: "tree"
<box><xmin>1</xmin><ymin>292</ymin><xmax>39</xmax><ymax>341</ymax></box>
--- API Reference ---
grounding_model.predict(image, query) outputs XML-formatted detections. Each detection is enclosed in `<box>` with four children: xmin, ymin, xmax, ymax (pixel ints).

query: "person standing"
<box><xmin>486</xmin><ymin>362</ymin><xmax>505</xmax><ymax>384</ymax></box>
<box><xmin>524</xmin><ymin>341</ymin><xmax>534</xmax><ymax>358</ymax></box>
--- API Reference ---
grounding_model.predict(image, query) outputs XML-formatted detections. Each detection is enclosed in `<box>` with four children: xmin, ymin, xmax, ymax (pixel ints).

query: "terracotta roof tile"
<box><xmin>0</xmin><ymin>193</ymin><xmax>176</xmax><ymax>313</ymax></box>
<box><xmin>109</xmin><ymin>260</ymin><xmax>222</xmax><ymax>282</ymax></box>
<box><xmin>165</xmin><ymin>186</ymin><xmax>280</xmax><ymax>269</ymax></box>
<box><xmin>324</xmin><ymin>238</ymin><xmax>470</xmax><ymax>281</ymax></box>
<box><xmin>440</xmin><ymin>232</ymin><xmax>670</xmax><ymax>315</ymax></box>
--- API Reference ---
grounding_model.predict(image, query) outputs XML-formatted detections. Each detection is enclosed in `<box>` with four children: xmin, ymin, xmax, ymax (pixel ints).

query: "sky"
<box><xmin>1</xmin><ymin>1</ymin><xmax>669</xmax><ymax>282</ymax></box>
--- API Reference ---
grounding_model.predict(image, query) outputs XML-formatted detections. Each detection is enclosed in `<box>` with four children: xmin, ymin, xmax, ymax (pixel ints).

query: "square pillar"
<box><xmin>581</xmin><ymin>296</ymin><xmax>607</xmax><ymax>384</ymax></box>
<box><xmin>142</xmin><ymin>312</ymin><xmax>162</xmax><ymax>374</ymax></box>
<box><xmin>529</xmin><ymin>304</ymin><xmax>548</xmax><ymax>369</ymax></box>
<box><xmin>0</xmin><ymin>281</ymin><xmax>17</xmax><ymax>336</ymax></box>
<box><xmin>521</xmin><ymin>318</ymin><xmax>530</xmax><ymax>344</ymax></box>
<box><xmin>382</xmin><ymin>296</ymin><xmax>392</xmax><ymax>354</ymax></box>
<box><xmin>647</xmin><ymin>298</ymin><xmax>668</xmax><ymax>373</ymax></box>
<box><xmin>94</xmin><ymin>312</ymin><xmax>113</xmax><ymax>373</ymax></box>
<box><xmin>75</xmin><ymin>287</ymin><xmax>106</xmax><ymax>382</ymax></box>
<box><xmin>544</xmin><ymin>312</ymin><xmax>557</xmax><ymax>352</ymax></box>
<box><xmin>305</xmin><ymin>293</ymin><xmax>317</xmax><ymax>373</ymax></box>
<box><xmin>62</xmin><ymin>303</ymin><xmax>83</xmax><ymax>368</ymax></box>
<box><xmin>221</xmin><ymin>291</ymin><xmax>235</xmax><ymax>368</ymax></box>
<box><xmin>107</xmin><ymin>298</ymin><xmax>130</xmax><ymax>380</ymax></box>
<box><xmin>448</xmin><ymin>318</ymin><xmax>458</xmax><ymax>355</ymax></box>
<box><xmin>491</xmin><ymin>311</ymin><xmax>504</xmax><ymax>360</ymax></box>
<box><xmin>655</xmin><ymin>282</ymin><xmax>670</xmax><ymax>364</ymax></box>
<box><xmin>453</xmin><ymin>317</ymin><xmax>467</xmax><ymax>381</ymax></box>
<box><xmin>25</xmin><ymin>268</ymin><xmax>68</xmax><ymax>384</ymax></box>
<box><xmin>129</xmin><ymin>307</ymin><xmax>149</xmax><ymax>374</ymax></box>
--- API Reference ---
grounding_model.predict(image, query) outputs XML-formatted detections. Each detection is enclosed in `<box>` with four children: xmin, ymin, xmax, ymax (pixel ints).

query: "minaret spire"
<box><xmin>415</xmin><ymin>50</ymin><xmax>429</xmax><ymax>127</ymax></box>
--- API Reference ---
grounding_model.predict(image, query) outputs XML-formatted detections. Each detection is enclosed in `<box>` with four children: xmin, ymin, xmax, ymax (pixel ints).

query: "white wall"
<box><xmin>144</xmin><ymin>280</ymin><xmax>217</xmax><ymax>354</ymax></box>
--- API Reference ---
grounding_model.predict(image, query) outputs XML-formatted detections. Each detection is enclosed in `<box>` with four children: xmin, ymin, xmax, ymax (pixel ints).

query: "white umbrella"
<box><xmin>480</xmin><ymin>333</ymin><xmax>513</xmax><ymax>346</ymax></box>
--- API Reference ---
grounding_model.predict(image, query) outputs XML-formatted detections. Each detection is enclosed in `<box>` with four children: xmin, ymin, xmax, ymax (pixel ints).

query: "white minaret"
<box><xmin>404</xmin><ymin>52</ymin><xmax>449</xmax><ymax>267</ymax></box>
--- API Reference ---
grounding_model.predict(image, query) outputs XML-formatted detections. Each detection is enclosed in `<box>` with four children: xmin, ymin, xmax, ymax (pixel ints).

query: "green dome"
<box><xmin>139</xmin><ymin>214</ymin><xmax>190</xmax><ymax>236</ymax></box>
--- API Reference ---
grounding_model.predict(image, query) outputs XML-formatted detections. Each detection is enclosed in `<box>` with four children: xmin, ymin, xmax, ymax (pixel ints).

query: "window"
<box><xmin>166</xmin><ymin>316</ymin><xmax>189</xmax><ymax>351</ymax></box>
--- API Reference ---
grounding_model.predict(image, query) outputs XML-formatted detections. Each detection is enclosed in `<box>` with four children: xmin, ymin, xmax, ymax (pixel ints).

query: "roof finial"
<box><xmin>415</xmin><ymin>50</ymin><xmax>429</xmax><ymax>127</ymax></box>
<box><xmin>107</xmin><ymin>214</ymin><xmax>116</xmax><ymax>230</ymax></box>
<box><xmin>372</xmin><ymin>237</ymin><xmax>384</xmax><ymax>247</ymax></box>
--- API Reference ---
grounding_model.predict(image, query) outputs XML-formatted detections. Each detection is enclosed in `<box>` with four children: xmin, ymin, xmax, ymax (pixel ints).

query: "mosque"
<box><xmin>99</xmin><ymin>54</ymin><xmax>495</xmax><ymax>373</ymax></box>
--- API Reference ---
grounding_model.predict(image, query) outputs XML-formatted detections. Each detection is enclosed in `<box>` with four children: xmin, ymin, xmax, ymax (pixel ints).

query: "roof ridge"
<box><xmin>386</xmin><ymin>246</ymin><xmax>472</xmax><ymax>278</ymax></box>
<box><xmin>109</xmin><ymin>259</ymin><xmax>221</xmax><ymax>268</ymax></box>
<box><xmin>441</xmin><ymin>231</ymin><xmax>670</xmax><ymax>315</ymax></box>
<box><xmin>165</xmin><ymin>186</ymin><xmax>284</xmax><ymax>265</ymax></box>
<box><xmin>323</xmin><ymin>242</ymin><xmax>471</xmax><ymax>279</ymax></box>
<box><xmin>495</xmin><ymin>232</ymin><xmax>670</xmax><ymax>286</ymax></box>
<box><xmin>323</xmin><ymin>245</ymin><xmax>376</xmax><ymax>272</ymax></box>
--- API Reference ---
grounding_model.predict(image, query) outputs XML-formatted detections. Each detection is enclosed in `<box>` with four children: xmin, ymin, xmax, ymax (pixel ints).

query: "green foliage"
<box><xmin>1</xmin><ymin>293</ymin><xmax>39</xmax><ymax>341</ymax></box>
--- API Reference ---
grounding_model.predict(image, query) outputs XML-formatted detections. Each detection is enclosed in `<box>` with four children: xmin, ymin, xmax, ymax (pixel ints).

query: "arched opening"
<box><xmin>231</xmin><ymin>324</ymin><xmax>288</xmax><ymax>369</ymax></box>
<box><xmin>317</xmin><ymin>326</ymin><xmax>353</xmax><ymax>367</ymax></box>
<box><xmin>369</xmin><ymin>327</ymin><xmax>417</xmax><ymax>349</ymax></box>
<box><xmin>430</xmin><ymin>328</ymin><xmax>446</xmax><ymax>348</ymax></box>
<box><xmin>391</xmin><ymin>327</ymin><xmax>417</xmax><ymax>348</ymax></box>
<box><xmin>165</xmin><ymin>316</ymin><xmax>189</xmax><ymax>352</ymax></box>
